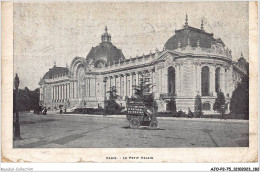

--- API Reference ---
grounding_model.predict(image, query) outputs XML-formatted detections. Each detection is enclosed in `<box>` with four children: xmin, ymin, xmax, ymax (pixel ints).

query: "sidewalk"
<box><xmin>60</xmin><ymin>113</ymin><xmax>248</xmax><ymax>123</ymax></box>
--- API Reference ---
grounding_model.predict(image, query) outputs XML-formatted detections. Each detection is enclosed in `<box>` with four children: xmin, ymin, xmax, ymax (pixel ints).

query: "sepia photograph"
<box><xmin>2</xmin><ymin>1</ymin><xmax>258</xmax><ymax>164</ymax></box>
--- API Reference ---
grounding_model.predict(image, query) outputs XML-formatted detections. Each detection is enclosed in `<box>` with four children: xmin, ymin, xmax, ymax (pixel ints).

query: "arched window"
<box><xmin>215</xmin><ymin>67</ymin><xmax>220</xmax><ymax>92</ymax></box>
<box><xmin>77</xmin><ymin>67</ymin><xmax>86</xmax><ymax>98</ymax></box>
<box><xmin>168</xmin><ymin>67</ymin><xmax>175</xmax><ymax>94</ymax></box>
<box><xmin>201</xmin><ymin>66</ymin><xmax>210</xmax><ymax>96</ymax></box>
<box><xmin>202</xmin><ymin>103</ymin><xmax>211</xmax><ymax>111</ymax></box>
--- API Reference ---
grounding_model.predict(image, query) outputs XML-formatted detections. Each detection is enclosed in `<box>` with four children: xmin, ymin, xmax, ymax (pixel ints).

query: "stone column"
<box><xmin>114</xmin><ymin>76</ymin><xmax>117</xmax><ymax>88</ymax></box>
<box><xmin>59</xmin><ymin>85</ymin><xmax>61</xmax><ymax>100</ymax></box>
<box><xmin>123</xmin><ymin>74</ymin><xmax>126</xmax><ymax>97</ymax></box>
<box><xmin>109</xmin><ymin>76</ymin><xmax>111</xmax><ymax>90</ymax></box>
<box><xmin>179</xmin><ymin>65</ymin><xmax>182</xmax><ymax>96</ymax></box>
<box><xmin>118</xmin><ymin>75</ymin><xmax>122</xmax><ymax>97</ymax></box>
<box><xmin>104</xmin><ymin>78</ymin><xmax>107</xmax><ymax>100</ymax></box>
<box><xmin>163</xmin><ymin>67</ymin><xmax>168</xmax><ymax>94</ymax></box>
<box><xmin>174</xmin><ymin>65</ymin><xmax>178</xmax><ymax>95</ymax></box>
<box><xmin>61</xmin><ymin>85</ymin><xmax>63</xmax><ymax>100</ymax></box>
<box><xmin>63</xmin><ymin>84</ymin><xmax>65</xmax><ymax>100</ymax></box>
<box><xmin>52</xmin><ymin>86</ymin><xmax>54</xmax><ymax>100</ymax></box>
<box><xmin>129</xmin><ymin>73</ymin><xmax>133</xmax><ymax>96</ymax></box>
<box><xmin>60</xmin><ymin>85</ymin><xmax>62</xmax><ymax>100</ymax></box>
<box><xmin>196</xmin><ymin>63</ymin><xmax>201</xmax><ymax>95</ymax></box>
<box><xmin>68</xmin><ymin>83</ymin><xmax>71</xmax><ymax>99</ymax></box>
<box><xmin>160</xmin><ymin>69</ymin><xmax>163</xmax><ymax>93</ymax></box>
<box><xmin>191</xmin><ymin>63</ymin><xmax>197</xmax><ymax>96</ymax></box>
<box><xmin>94</xmin><ymin>78</ymin><xmax>97</xmax><ymax>97</ymax></box>
<box><xmin>150</xmin><ymin>70</ymin><xmax>154</xmax><ymax>93</ymax></box>
<box><xmin>55</xmin><ymin>85</ymin><xmax>57</xmax><ymax>101</ymax></box>
<box><xmin>66</xmin><ymin>84</ymin><xmax>68</xmax><ymax>100</ymax></box>
<box><xmin>220</xmin><ymin>67</ymin><xmax>225</xmax><ymax>94</ymax></box>
<box><xmin>136</xmin><ymin>73</ymin><xmax>139</xmax><ymax>87</ymax></box>
<box><xmin>223</xmin><ymin>68</ymin><xmax>226</xmax><ymax>95</ymax></box>
<box><xmin>114</xmin><ymin>75</ymin><xmax>118</xmax><ymax>96</ymax></box>
<box><xmin>58</xmin><ymin>85</ymin><xmax>59</xmax><ymax>100</ymax></box>
<box><xmin>111</xmin><ymin>76</ymin><xmax>114</xmax><ymax>88</ymax></box>
<box><xmin>52</xmin><ymin>86</ymin><xmax>54</xmax><ymax>101</ymax></box>
<box><xmin>106</xmin><ymin>77</ymin><xmax>110</xmax><ymax>98</ymax></box>
<box><xmin>51</xmin><ymin>86</ymin><xmax>53</xmax><ymax>100</ymax></box>
<box><xmin>72</xmin><ymin>82</ymin><xmax>74</xmax><ymax>98</ymax></box>
<box><xmin>213</xmin><ymin>67</ymin><xmax>216</xmax><ymax>96</ymax></box>
<box><xmin>58</xmin><ymin>85</ymin><xmax>60</xmax><ymax>100</ymax></box>
<box><xmin>227</xmin><ymin>66</ymin><xmax>232</xmax><ymax>97</ymax></box>
<box><xmin>210</xmin><ymin>66</ymin><xmax>215</xmax><ymax>96</ymax></box>
<box><xmin>157</xmin><ymin>69</ymin><xmax>161</xmax><ymax>94</ymax></box>
<box><xmin>75</xmin><ymin>81</ymin><xmax>78</xmax><ymax>98</ymax></box>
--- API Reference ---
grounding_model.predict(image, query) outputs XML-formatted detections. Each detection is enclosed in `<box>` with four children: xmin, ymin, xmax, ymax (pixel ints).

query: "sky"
<box><xmin>13</xmin><ymin>2</ymin><xmax>249</xmax><ymax>90</ymax></box>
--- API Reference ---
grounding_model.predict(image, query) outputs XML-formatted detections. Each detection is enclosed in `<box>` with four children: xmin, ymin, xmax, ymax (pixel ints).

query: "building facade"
<box><xmin>39</xmin><ymin>17</ymin><xmax>248</xmax><ymax>113</ymax></box>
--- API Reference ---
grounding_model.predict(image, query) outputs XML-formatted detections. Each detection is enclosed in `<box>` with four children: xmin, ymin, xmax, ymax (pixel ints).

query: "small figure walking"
<box><xmin>43</xmin><ymin>107</ymin><xmax>47</xmax><ymax>115</ymax></box>
<box><xmin>188</xmin><ymin>108</ymin><xmax>193</xmax><ymax>118</ymax></box>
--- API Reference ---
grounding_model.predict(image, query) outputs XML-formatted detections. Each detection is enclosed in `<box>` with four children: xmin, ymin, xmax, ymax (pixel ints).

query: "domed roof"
<box><xmin>86</xmin><ymin>27</ymin><xmax>125</xmax><ymax>68</ymax></box>
<box><xmin>165</xmin><ymin>16</ymin><xmax>225</xmax><ymax>50</ymax></box>
<box><xmin>39</xmin><ymin>64</ymin><xmax>69</xmax><ymax>84</ymax></box>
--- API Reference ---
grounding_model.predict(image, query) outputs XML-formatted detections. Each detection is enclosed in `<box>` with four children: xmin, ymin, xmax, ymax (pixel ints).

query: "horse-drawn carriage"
<box><xmin>126</xmin><ymin>101</ymin><xmax>158</xmax><ymax>129</ymax></box>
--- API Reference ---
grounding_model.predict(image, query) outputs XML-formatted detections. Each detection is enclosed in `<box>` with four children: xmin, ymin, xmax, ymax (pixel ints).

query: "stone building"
<box><xmin>39</xmin><ymin>17</ymin><xmax>248</xmax><ymax>113</ymax></box>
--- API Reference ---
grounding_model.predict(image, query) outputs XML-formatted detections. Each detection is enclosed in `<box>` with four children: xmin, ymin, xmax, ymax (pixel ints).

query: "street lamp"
<box><xmin>14</xmin><ymin>73</ymin><xmax>22</xmax><ymax>140</ymax></box>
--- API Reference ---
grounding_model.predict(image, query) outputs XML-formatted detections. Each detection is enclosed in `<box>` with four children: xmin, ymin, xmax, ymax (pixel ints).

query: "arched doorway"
<box><xmin>215</xmin><ymin>67</ymin><xmax>220</xmax><ymax>92</ymax></box>
<box><xmin>168</xmin><ymin>67</ymin><xmax>175</xmax><ymax>94</ymax></box>
<box><xmin>77</xmin><ymin>67</ymin><xmax>86</xmax><ymax>98</ymax></box>
<box><xmin>201</xmin><ymin>66</ymin><xmax>210</xmax><ymax>96</ymax></box>
<box><xmin>166</xmin><ymin>99</ymin><xmax>176</xmax><ymax>112</ymax></box>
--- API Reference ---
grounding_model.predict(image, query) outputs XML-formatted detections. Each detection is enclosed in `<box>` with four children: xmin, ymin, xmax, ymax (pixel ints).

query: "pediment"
<box><xmin>154</xmin><ymin>50</ymin><xmax>180</xmax><ymax>62</ymax></box>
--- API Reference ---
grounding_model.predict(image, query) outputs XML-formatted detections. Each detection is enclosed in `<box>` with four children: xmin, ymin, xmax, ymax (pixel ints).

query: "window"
<box><xmin>201</xmin><ymin>66</ymin><xmax>210</xmax><ymax>96</ymax></box>
<box><xmin>168</xmin><ymin>67</ymin><xmax>176</xmax><ymax>94</ymax></box>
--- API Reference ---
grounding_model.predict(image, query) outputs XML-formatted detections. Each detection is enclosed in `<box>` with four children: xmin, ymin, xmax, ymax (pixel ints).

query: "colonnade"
<box><xmin>51</xmin><ymin>81</ymin><xmax>77</xmax><ymax>101</ymax></box>
<box><xmin>103</xmin><ymin>69</ymin><xmax>155</xmax><ymax>100</ymax></box>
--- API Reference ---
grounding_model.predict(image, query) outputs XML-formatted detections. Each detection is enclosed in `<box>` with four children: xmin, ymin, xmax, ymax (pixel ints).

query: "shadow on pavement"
<box><xmin>122</xmin><ymin>126</ymin><xmax>166</xmax><ymax>130</ymax></box>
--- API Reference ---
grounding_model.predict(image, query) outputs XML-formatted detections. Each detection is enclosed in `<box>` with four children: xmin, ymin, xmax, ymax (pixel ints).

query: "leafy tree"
<box><xmin>194</xmin><ymin>94</ymin><xmax>202</xmax><ymax>117</ymax></box>
<box><xmin>213</xmin><ymin>90</ymin><xmax>226</xmax><ymax>115</ymax></box>
<box><xmin>230</xmin><ymin>76</ymin><xmax>249</xmax><ymax>119</ymax></box>
<box><xmin>14</xmin><ymin>87</ymin><xmax>40</xmax><ymax>112</ymax></box>
<box><xmin>105</xmin><ymin>86</ymin><xmax>122</xmax><ymax>114</ymax></box>
<box><xmin>132</xmin><ymin>73</ymin><xmax>158</xmax><ymax>112</ymax></box>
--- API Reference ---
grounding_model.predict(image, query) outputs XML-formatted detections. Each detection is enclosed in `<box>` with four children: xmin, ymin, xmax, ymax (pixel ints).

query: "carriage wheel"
<box><xmin>150</xmin><ymin>121</ymin><xmax>158</xmax><ymax>129</ymax></box>
<box><xmin>130</xmin><ymin>118</ymin><xmax>140</xmax><ymax>129</ymax></box>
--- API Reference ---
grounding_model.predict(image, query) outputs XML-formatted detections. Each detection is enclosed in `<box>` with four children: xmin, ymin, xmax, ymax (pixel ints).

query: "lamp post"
<box><xmin>14</xmin><ymin>73</ymin><xmax>22</xmax><ymax>140</ymax></box>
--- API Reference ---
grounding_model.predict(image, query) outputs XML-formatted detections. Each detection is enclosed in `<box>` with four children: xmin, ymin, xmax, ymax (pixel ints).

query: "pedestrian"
<box><xmin>60</xmin><ymin>108</ymin><xmax>63</xmax><ymax>114</ymax></box>
<box><xmin>44</xmin><ymin>107</ymin><xmax>47</xmax><ymax>115</ymax></box>
<box><xmin>42</xmin><ymin>107</ymin><xmax>45</xmax><ymax>115</ymax></box>
<box><xmin>188</xmin><ymin>108</ymin><xmax>193</xmax><ymax>118</ymax></box>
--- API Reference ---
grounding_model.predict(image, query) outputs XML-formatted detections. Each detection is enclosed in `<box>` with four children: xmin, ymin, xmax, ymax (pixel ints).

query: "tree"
<box><xmin>14</xmin><ymin>87</ymin><xmax>40</xmax><ymax>112</ymax></box>
<box><xmin>230</xmin><ymin>76</ymin><xmax>249</xmax><ymax>119</ymax></box>
<box><xmin>132</xmin><ymin>73</ymin><xmax>158</xmax><ymax>112</ymax></box>
<box><xmin>213</xmin><ymin>90</ymin><xmax>226</xmax><ymax>115</ymax></box>
<box><xmin>105</xmin><ymin>86</ymin><xmax>122</xmax><ymax>114</ymax></box>
<box><xmin>194</xmin><ymin>94</ymin><xmax>202</xmax><ymax>117</ymax></box>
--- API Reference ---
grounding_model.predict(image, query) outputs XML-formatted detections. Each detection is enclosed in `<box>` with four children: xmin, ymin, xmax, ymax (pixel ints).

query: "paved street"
<box><xmin>13</xmin><ymin>112</ymin><xmax>249</xmax><ymax>148</ymax></box>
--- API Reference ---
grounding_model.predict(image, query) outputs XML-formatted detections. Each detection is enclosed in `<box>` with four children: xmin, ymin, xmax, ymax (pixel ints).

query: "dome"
<box><xmin>86</xmin><ymin>27</ymin><xmax>125</xmax><ymax>68</ymax></box>
<box><xmin>164</xmin><ymin>16</ymin><xmax>225</xmax><ymax>50</ymax></box>
<box><xmin>39</xmin><ymin>64</ymin><xmax>69</xmax><ymax>84</ymax></box>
